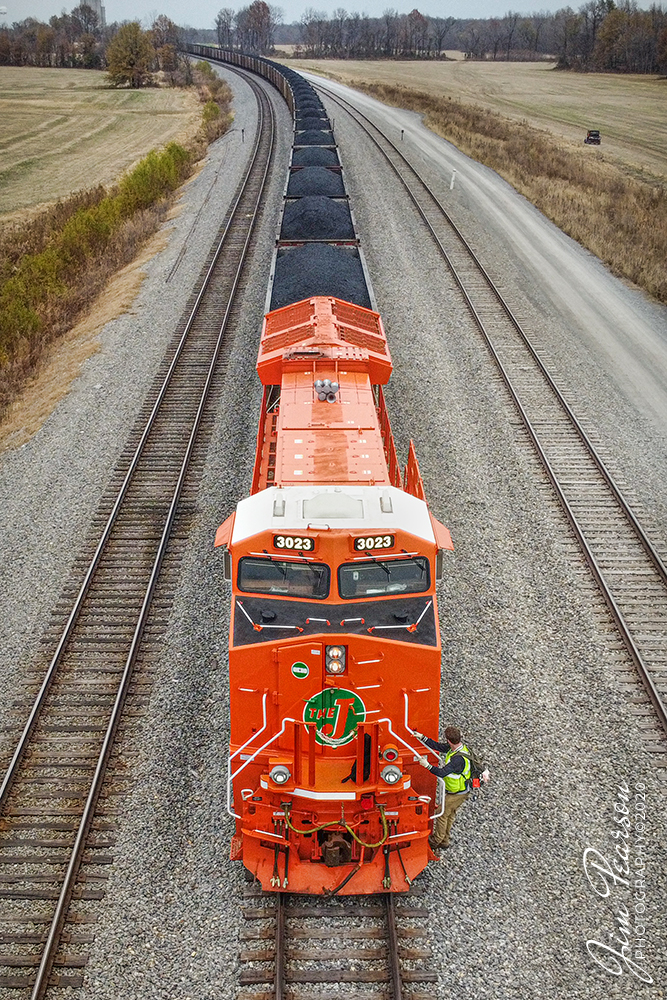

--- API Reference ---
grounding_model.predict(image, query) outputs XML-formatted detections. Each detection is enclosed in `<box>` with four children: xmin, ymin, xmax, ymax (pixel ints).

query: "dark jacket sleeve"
<box><xmin>422</xmin><ymin>736</ymin><xmax>450</xmax><ymax>754</ymax></box>
<box><xmin>426</xmin><ymin>751</ymin><xmax>466</xmax><ymax>780</ymax></box>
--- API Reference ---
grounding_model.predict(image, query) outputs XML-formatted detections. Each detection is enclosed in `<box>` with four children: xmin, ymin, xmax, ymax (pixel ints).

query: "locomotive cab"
<box><xmin>217</xmin><ymin>484</ymin><xmax>452</xmax><ymax>893</ymax></box>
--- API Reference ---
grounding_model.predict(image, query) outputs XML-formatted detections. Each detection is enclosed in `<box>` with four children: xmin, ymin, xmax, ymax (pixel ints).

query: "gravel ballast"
<box><xmin>322</xmin><ymin>82</ymin><xmax>667</xmax><ymax>1000</ymax></box>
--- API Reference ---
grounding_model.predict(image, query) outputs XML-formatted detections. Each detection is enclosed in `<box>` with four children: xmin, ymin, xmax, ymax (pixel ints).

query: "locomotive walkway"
<box><xmin>316</xmin><ymin>82</ymin><xmax>667</xmax><ymax>757</ymax></box>
<box><xmin>0</xmin><ymin>70</ymin><xmax>276</xmax><ymax>998</ymax></box>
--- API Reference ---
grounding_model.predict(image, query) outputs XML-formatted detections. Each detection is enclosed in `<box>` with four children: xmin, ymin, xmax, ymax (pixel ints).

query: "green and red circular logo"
<box><xmin>303</xmin><ymin>688</ymin><xmax>366</xmax><ymax>747</ymax></box>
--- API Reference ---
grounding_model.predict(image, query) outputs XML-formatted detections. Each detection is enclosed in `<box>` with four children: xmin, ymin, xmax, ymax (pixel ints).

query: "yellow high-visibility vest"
<box><xmin>443</xmin><ymin>743</ymin><xmax>471</xmax><ymax>794</ymax></box>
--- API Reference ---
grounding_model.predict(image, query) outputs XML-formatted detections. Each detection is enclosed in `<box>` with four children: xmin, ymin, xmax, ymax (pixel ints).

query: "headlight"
<box><xmin>381</xmin><ymin>764</ymin><xmax>402</xmax><ymax>785</ymax></box>
<box><xmin>325</xmin><ymin>644</ymin><xmax>346</xmax><ymax>674</ymax></box>
<box><xmin>269</xmin><ymin>764</ymin><xmax>291</xmax><ymax>785</ymax></box>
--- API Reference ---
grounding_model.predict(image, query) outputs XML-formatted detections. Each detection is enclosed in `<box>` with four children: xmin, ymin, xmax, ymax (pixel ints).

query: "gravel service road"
<box><xmin>1</xmin><ymin>68</ymin><xmax>665</xmax><ymax>1000</ymax></box>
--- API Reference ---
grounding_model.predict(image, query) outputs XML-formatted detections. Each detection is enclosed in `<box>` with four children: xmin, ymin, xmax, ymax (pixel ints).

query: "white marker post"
<box><xmin>450</xmin><ymin>169</ymin><xmax>457</xmax><ymax>190</ymax></box>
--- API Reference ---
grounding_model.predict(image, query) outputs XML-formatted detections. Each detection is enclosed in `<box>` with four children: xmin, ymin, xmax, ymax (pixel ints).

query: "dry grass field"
<box><xmin>0</xmin><ymin>67</ymin><xmax>202</xmax><ymax>221</ymax></box>
<box><xmin>287</xmin><ymin>58</ymin><xmax>667</xmax><ymax>180</ymax></box>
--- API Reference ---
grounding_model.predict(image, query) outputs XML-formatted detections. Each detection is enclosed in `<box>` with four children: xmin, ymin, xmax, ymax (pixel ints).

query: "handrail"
<box><xmin>229</xmin><ymin>691</ymin><xmax>269</xmax><ymax>764</ymax></box>
<box><xmin>402</xmin><ymin>692</ymin><xmax>440</xmax><ymax>761</ymax></box>
<box><xmin>378</xmin><ymin>713</ymin><xmax>444</xmax><ymax>820</ymax></box>
<box><xmin>431</xmin><ymin>778</ymin><xmax>446</xmax><ymax>821</ymax></box>
<box><xmin>227</xmin><ymin>706</ymin><xmax>440</xmax><ymax>819</ymax></box>
<box><xmin>227</xmin><ymin>714</ymin><xmax>300</xmax><ymax>818</ymax></box>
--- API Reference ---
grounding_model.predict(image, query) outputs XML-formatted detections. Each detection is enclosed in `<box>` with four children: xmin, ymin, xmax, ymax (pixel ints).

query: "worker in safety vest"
<box><xmin>412</xmin><ymin>725</ymin><xmax>489</xmax><ymax>849</ymax></box>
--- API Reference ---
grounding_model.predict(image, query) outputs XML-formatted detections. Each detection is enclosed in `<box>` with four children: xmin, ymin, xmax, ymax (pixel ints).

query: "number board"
<box><xmin>273</xmin><ymin>534</ymin><xmax>314</xmax><ymax>552</ymax></box>
<box><xmin>353</xmin><ymin>534</ymin><xmax>395</xmax><ymax>551</ymax></box>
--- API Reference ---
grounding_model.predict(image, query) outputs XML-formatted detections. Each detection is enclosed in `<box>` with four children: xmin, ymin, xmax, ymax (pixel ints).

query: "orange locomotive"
<box><xmin>215</xmin><ymin>294</ymin><xmax>453</xmax><ymax>894</ymax></box>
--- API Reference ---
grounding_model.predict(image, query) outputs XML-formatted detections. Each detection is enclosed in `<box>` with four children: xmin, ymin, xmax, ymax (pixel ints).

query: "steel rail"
<box><xmin>1</xmin><ymin>77</ymin><xmax>276</xmax><ymax>1000</ymax></box>
<box><xmin>31</xmin><ymin>81</ymin><xmax>275</xmax><ymax>999</ymax></box>
<box><xmin>274</xmin><ymin>892</ymin><xmax>286</xmax><ymax>1000</ymax></box>
<box><xmin>0</xmin><ymin>79</ymin><xmax>271</xmax><ymax>814</ymax></box>
<box><xmin>317</xmin><ymin>84</ymin><xmax>667</xmax><ymax>736</ymax></box>
<box><xmin>384</xmin><ymin>892</ymin><xmax>404</xmax><ymax>1000</ymax></box>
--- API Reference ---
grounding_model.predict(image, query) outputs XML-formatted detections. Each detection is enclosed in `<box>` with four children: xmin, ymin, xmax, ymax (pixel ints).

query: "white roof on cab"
<box><xmin>231</xmin><ymin>485</ymin><xmax>435</xmax><ymax>545</ymax></box>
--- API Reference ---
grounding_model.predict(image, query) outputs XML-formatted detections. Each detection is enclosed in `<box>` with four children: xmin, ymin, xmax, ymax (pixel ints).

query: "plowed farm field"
<box><xmin>0</xmin><ymin>67</ymin><xmax>201</xmax><ymax>221</ymax></box>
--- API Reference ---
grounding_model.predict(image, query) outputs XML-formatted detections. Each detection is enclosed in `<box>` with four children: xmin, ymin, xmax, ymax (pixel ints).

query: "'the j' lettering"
<box><xmin>303</xmin><ymin>688</ymin><xmax>366</xmax><ymax>747</ymax></box>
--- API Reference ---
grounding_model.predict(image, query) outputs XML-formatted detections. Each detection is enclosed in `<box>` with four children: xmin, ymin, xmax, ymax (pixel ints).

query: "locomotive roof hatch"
<box><xmin>227</xmin><ymin>484</ymin><xmax>440</xmax><ymax>545</ymax></box>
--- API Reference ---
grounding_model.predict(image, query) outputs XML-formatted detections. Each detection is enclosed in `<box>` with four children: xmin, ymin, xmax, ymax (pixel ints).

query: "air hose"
<box><xmin>345</xmin><ymin>806</ymin><xmax>389</xmax><ymax>848</ymax></box>
<box><xmin>283</xmin><ymin>804</ymin><xmax>389</xmax><ymax>848</ymax></box>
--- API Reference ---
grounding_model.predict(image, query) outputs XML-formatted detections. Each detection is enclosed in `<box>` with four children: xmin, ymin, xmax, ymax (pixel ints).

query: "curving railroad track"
<box><xmin>239</xmin><ymin>887</ymin><xmax>435</xmax><ymax>1000</ymax></box>
<box><xmin>315</xmin><ymin>82</ymin><xmax>667</xmax><ymax>754</ymax></box>
<box><xmin>0</xmin><ymin>71</ymin><xmax>277</xmax><ymax>999</ymax></box>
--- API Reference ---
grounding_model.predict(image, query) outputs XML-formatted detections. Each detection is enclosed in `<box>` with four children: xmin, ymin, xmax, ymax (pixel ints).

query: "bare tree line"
<box><xmin>1</xmin><ymin>0</ymin><xmax>665</xmax><ymax>74</ymax></box>
<box><xmin>0</xmin><ymin>3</ymin><xmax>110</xmax><ymax>68</ymax></box>
<box><xmin>207</xmin><ymin>0</ymin><xmax>667</xmax><ymax>74</ymax></box>
<box><xmin>215</xmin><ymin>1</ymin><xmax>282</xmax><ymax>54</ymax></box>
<box><xmin>288</xmin><ymin>2</ymin><xmax>667</xmax><ymax>72</ymax></box>
<box><xmin>0</xmin><ymin>7</ymin><xmax>189</xmax><ymax>73</ymax></box>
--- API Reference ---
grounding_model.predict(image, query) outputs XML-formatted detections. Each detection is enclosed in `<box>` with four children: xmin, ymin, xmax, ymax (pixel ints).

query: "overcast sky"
<box><xmin>3</xmin><ymin>0</ymin><xmax>562</xmax><ymax>30</ymax></box>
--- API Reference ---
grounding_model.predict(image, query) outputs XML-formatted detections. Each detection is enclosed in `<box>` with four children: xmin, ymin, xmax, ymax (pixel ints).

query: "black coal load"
<box><xmin>296</xmin><ymin>107</ymin><xmax>326</xmax><ymax>121</ymax></box>
<box><xmin>295</xmin><ymin>129</ymin><xmax>334</xmax><ymax>146</ymax></box>
<box><xmin>271</xmin><ymin>244</ymin><xmax>371</xmax><ymax>310</ymax></box>
<box><xmin>296</xmin><ymin>112</ymin><xmax>329</xmax><ymax>127</ymax></box>
<box><xmin>287</xmin><ymin>167</ymin><xmax>345</xmax><ymax>198</ymax></box>
<box><xmin>292</xmin><ymin>147</ymin><xmax>339</xmax><ymax>167</ymax></box>
<box><xmin>281</xmin><ymin>196</ymin><xmax>354</xmax><ymax>241</ymax></box>
<box><xmin>294</xmin><ymin>97</ymin><xmax>319</xmax><ymax>109</ymax></box>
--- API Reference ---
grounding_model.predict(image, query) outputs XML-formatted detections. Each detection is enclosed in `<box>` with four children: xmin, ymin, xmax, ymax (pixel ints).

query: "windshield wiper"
<box><xmin>237</xmin><ymin>599</ymin><xmax>304</xmax><ymax>633</ymax></box>
<box><xmin>367</xmin><ymin>599</ymin><xmax>433</xmax><ymax>635</ymax></box>
<box><xmin>359</xmin><ymin>554</ymin><xmax>393</xmax><ymax>579</ymax></box>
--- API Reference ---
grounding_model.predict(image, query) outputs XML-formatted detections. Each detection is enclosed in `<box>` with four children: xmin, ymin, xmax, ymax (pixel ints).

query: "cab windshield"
<box><xmin>338</xmin><ymin>556</ymin><xmax>430</xmax><ymax>599</ymax></box>
<box><xmin>238</xmin><ymin>557</ymin><xmax>330</xmax><ymax>599</ymax></box>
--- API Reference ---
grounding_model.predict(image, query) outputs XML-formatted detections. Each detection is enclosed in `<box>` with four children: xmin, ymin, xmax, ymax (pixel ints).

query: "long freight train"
<box><xmin>190</xmin><ymin>45</ymin><xmax>454</xmax><ymax>894</ymax></box>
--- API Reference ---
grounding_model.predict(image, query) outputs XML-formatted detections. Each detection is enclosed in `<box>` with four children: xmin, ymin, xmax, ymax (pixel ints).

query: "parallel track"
<box><xmin>0</xmin><ymin>74</ymin><xmax>276</xmax><ymax>998</ymax></box>
<box><xmin>239</xmin><ymin>889</ymin><xmax>435</xmax><ymax>1000</ymax></box>
<box><xmin>317</xmin><ymin>83</ymin><xmax>667</xmax><ymax>748</ymax></box>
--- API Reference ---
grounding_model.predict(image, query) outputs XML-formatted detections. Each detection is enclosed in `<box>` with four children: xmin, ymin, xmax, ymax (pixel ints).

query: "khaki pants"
<box><xmin>431</xmin><ymin>791</ymin><xmax>470</xmax><ymax>847</ymax></box>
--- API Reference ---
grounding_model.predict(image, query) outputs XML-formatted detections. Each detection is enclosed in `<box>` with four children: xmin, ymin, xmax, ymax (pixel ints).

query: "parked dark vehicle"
<box><xmin>585</xmin><ymin>130</ymin><xmax>601</xmax><ymax>145</ymax></box>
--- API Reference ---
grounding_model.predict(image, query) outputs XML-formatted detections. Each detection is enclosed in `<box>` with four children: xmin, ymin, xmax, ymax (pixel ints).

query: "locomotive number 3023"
<box><xmin>273</xmin><ymin>534</ymin><xmax>314</xmax><ymax>551</ymax></box>
<box><xmin>354</xmin><ymin>535</ymin><xmax>395</xmax><ymax>551</ymax></box>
